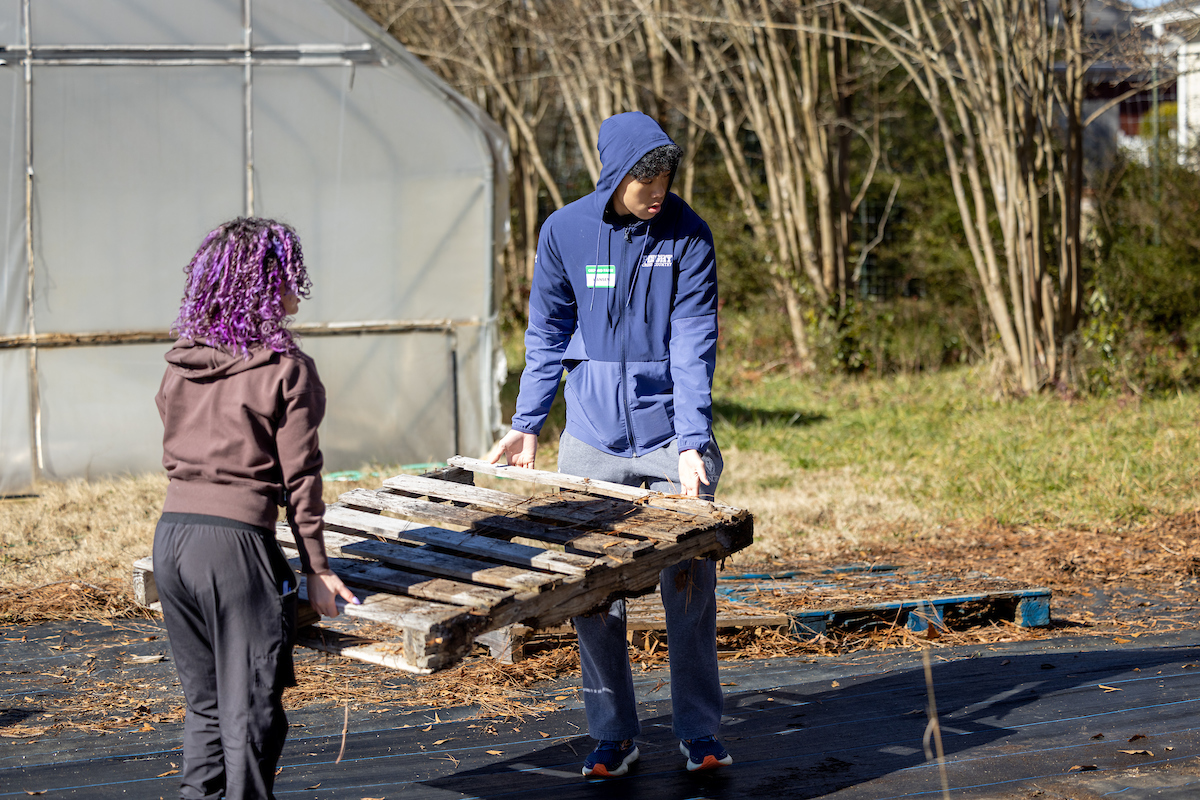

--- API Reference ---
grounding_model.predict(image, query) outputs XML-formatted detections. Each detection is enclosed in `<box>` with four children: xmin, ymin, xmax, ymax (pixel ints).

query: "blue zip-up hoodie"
<box><xmin>511</xmin><ymin>112</ymin><xmax>718</xmax><ymax>458</ymax></box>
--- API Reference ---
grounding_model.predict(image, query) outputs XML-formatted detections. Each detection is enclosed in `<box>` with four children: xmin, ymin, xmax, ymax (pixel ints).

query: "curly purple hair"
<box><xmin>172</xmin><ymin>217</ymin><xmax>311</xmax><ymax>356</ymax></box>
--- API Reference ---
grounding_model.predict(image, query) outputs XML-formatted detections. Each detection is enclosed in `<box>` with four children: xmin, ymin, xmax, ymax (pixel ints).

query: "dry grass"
<box><xmin>0</xmin><ymin>473</ymin><xmax>166</xmax><ymax>588</ymax></box>
<box><xmin>716</xmin><ymin>447</ymin><xmax>929</xmax><ymax>563</ymax></box>
<box><xmin>0</xmin><ymin>468</ymin><xmax>405</xmax><ymax>607</ymax></box>
<box><xmin>0</xmin><ymin>581</ymin><xmax>152</xmax><ymax>625</ymax></box>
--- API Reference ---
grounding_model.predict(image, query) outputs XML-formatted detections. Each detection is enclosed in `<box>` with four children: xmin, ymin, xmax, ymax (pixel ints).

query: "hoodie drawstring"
<box><xmin>589</xmin><ymin>223</ymin><xmax>604</xmax><ymax>313</ymax></box>
<box><xmin>594</xmin><ymin>212</ymin><xmax>663</xmax><ymax>326</ymax></box>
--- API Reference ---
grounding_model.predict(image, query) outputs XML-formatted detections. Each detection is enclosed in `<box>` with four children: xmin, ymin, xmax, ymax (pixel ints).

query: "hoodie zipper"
<box><xmin>618</xmin><ymin>219</ymin><xmax>641</xmax><ymax>457</ymax></box>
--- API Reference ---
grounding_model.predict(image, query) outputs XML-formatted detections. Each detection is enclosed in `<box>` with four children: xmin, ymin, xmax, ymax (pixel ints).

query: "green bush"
<box><xmin>809</xmin><ymin>296</ymin><xmax>977</xmax><ymax>376</ymax></box>
<box><xmin>1085</xmin><ymin>143</ymin><xmax>1200</xmax><ymax>392</ymax></box>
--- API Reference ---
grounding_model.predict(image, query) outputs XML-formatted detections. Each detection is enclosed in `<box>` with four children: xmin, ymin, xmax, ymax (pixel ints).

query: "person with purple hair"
<box><xmin>153</xmin><ymin>217</ymin><xmax>358</xmax><ymax>800</ymax></box>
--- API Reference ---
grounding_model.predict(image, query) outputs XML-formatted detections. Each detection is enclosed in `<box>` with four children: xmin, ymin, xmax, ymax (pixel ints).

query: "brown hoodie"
<box><xmin>155</xmin><ymin>339</ymin><xmax>330</xmax><ymax>574</ymax></box>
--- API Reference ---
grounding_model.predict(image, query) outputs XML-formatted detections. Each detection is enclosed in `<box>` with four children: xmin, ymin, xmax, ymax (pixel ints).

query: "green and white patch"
<box><xmin>586</xmin><ymin>264</ymin><xmax>616</xmax><ymax>288</ymax></box>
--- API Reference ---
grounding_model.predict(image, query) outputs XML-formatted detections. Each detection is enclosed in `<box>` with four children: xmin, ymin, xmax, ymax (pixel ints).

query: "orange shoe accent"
<box><xmin>591</xmin><ymin>764</ymin><xmax>610</xmax><ymax>777</ymax></box>
<box><xmin>698</xmin><ymin>755</ymin><xmax>721</xmax><ymax>770</ymax></box>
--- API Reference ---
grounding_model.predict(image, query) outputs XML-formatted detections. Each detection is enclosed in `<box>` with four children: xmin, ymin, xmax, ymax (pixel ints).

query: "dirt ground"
<box><xmin>4</xmin><ymin>510</ymin><xmax>1199</xmax><ymax>742</ymax></box>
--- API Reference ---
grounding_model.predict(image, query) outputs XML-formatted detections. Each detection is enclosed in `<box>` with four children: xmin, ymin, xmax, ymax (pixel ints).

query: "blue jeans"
<box><xmin>558</xmin><ymin>431</ymin><xmax>725</xmax><ymax>742</ymax></box>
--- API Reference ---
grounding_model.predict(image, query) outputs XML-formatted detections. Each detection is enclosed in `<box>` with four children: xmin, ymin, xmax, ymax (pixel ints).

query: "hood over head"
<box><xmin>164</xmin><ymin>338</ymin><xmax>278</xmax><ymax>381</ymax></box>
<box><xmin>594</xmin><ymin>112</ymin><xmax>677</xmax><ymax>214</ymax></box>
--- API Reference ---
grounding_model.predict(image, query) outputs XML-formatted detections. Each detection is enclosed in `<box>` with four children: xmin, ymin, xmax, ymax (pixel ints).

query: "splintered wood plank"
<box><xmin>449</xmin><ymin>456</ymin><xmax>652</xmax><ymax>499</ymax></box>
<box><xmin>449</xmin><ymin>456</ymin><xmax>744</xmax><ymax>519</ymax></box>
<box><xmin>336</xmin><ymin>487</ymin><xmax>652</xmax><ymax>562</ymax></box>
<box><xmin>383</xmin><ymin>472</ymin><xmax>551</xmax><ymax>507</ymax></box>
<box><xmin>623</xmin><ymin>593</ymin><xmax>791</xmax><ymax>628</ymax></box>
<box><xmin>325</xmin><ymin>502</ymin><xmax>598</xmax><ymax>577</ymax></box>
<box><xmin>526</xmin><ymin>491</ymin><xmax>713</xmax><ymax>541</ymax></box>
<box><xmin>340</xmin><ymin>538</ymin><xmax>561</xmax><ymax>593</ymax></box>
<box><xmin>382</xmin><ymin>474</ymin><xmax>702</xmax><ymax>543</ymax></box>
<box><xmin>296</xmin><ymin>627</ymin><xmax>431</xmax><ymax>674</ymax></box>
<box><xmin>293</xmin><ymin>572</ymin><xmax>487</xmax><ymax>672</ymax></box>
<box><xmin>132</xmin><ymin>556</ymin><xmax>157</xmax><ymax>607</ymax></box>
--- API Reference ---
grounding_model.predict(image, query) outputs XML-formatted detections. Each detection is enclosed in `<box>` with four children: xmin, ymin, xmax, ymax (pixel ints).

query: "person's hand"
<box><xmin>678</xmin><ymin>448</ymin><xmax>710</xmax><ymax>497</ymax></box>
<box><xmin>307</xmin><ymin>570</ymin><xmax>360</xmax><ymax>618</ymax></box>
<box><xmin>486</xmin><ymin>429</ymin><xmax>538</xmax><ymax>468</ymax></box>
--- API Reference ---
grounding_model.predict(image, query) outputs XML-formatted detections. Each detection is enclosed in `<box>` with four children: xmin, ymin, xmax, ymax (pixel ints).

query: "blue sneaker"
<box><xmin>581</xmin><ymin>739</ymin><xmax>639</xmax><ymax>777</ymax></box>
<box><xmin>680</xmin><ymin>735</ymin><xmax>733</xmax><ymax>771</ymax></box>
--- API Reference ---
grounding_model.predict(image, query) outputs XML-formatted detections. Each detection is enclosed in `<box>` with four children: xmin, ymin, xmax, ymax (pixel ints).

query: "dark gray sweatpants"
<box><xmin>153</xmin><ymin>513</ymin><xmax>298</xmax><ymax>800</ymax></box>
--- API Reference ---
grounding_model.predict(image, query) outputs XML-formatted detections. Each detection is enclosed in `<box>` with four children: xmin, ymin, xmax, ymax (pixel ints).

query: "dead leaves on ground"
<box><xmin>0</xmin><ymin>582</ymin><xmax>152</xmax><ymax>625</ymax></box>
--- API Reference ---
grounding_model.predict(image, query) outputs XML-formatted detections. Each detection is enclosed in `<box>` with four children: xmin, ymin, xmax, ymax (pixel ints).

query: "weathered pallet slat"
<box><xmin>340</xmin><ymin>538</ymin><xmax>562</xmax><ymax>593</ymax></box>
<box><xmin>337</xmin><ymin>486</ymin><xmax>656</xmax><ymax>561</ymax></box>
<box><xmin>296</xmin><ymin>627</ymin><xmax>415</xmax><ymax>671</ymax></box>
<box><xmin>449</xmin><ymin>456</ymin><xmax>744</xmax><ymax>520</ymax></box>
<box><xmin>132</xmin><ymin>556</ymin><xmax>158</xmax><ymax>608</ymax></box>
<box><xmin>314</xmin><ymin>556</ymin><xmax>516</xmax><ymax>610</ymax></box>
<box><xmin>325</xmin><ymin>502</ymin><xmax>599</xmax><ymax>576</ymax></box>
<box><xmin>133</xmin><ymin>458</ymin><xmax>755</xmax><ymax>673</ymax></box>
<box><xmin>382</xmin><ymin>473</ymin><xmax>731</xmax><ymax>546</ymax></box>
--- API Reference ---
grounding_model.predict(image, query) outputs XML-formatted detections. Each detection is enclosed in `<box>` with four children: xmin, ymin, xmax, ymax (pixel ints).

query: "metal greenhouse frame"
<box><xmin>0</xmin><ymin>0</ymin><xmax>509</xmax><ymax>493</ymax></box>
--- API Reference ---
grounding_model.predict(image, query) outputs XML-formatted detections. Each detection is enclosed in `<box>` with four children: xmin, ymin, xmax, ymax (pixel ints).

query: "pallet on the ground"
<box><xmin>132</xmin><ymin>456</ymin><xmax>754</xmax><ymax>673</ymax></box>
<box><xmin>714</xmin><ymin>565</ymin><xmax>1051</xmax><ymax>635</ymax></box>
<box><xmin>467</xmin><ymin>566</ymin><xmax>1051</xmax><ymax>662</ymax></box>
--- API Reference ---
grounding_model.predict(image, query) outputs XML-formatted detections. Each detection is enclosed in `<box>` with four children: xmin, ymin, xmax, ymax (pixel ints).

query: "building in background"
<box><xmin>0</xmin><ymin>0</ymin><xmax>509</xmax><ymax>494</ymax></box>
<box><xmin>1132</xmin><ymin>3</ymin><xmax>1200</xmax><ymax>157</ymax></box>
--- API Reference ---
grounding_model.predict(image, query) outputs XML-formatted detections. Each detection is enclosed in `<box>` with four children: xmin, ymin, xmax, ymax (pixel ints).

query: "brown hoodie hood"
<box><xmin>164</xmin><ymin>338</ymin><xmax>280</xmax><ymax>380</ymax></box>
<box><xmin>156</xmin><ymin>338</ymin><xmax>329</xmax><ymax>573</ymax></box>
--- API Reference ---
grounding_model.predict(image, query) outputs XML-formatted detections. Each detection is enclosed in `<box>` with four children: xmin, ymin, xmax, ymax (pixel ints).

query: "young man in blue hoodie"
<box><xmin>489</xmin><ymin>111</ymin><xmax>730</xmax><ymax>777</ymax></box>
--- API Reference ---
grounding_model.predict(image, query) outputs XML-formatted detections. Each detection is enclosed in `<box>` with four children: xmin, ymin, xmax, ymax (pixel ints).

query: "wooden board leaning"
<box><xmin>132</xmin><ymin>457</ymin><xmax>755</xmax><ymax>674</ymax></box>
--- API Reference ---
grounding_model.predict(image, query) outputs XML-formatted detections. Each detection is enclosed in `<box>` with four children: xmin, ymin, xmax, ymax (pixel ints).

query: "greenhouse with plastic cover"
<box><xmin>0</xmin><ymin>0</ymin><xmax>509</xmax><ymax>494</ymax></box>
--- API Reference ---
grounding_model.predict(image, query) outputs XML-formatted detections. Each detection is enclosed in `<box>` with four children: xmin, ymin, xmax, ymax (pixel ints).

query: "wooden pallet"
<box><xmin>467</xmin><ymin>567</ymin><xmax>1051</xmax><ymax>663</ymax></box>
<box><xmin>713</xmin><ymin>566</ymin><xmax>1051</xmax><ymax>635</ymax></box>
<box><xmin>133</xmin><ymin>457</ymin><xmax>754</xmax><ymax>674</ymax></box>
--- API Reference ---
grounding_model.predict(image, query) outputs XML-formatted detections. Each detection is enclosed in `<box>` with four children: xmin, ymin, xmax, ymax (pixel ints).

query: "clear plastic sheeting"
<box><xmin>304</xmin><ymin>333</ymin><xmax>459</xmax><ymax>468</ymax></box>
<box><xmin>31</xmin><ymin>0</ymin><xmax>243</xmax><ymax>46</ymax></box>
<box><xmin>33</xmin><ymin>66</ymin><xmax>243</xmax><ymax>333</ymax></box>
<box><xmin>0</xmin><ymin>350</ymin><xmax>31</xmax><ymax>494</ymax></box>
<box><xmin>252</xmin><ymin>0</ymin><xmax>361</xmax><ymax>47</ymax></box>
<box><xmin>37</xmin><ymin>345</ymin><xmax>163</xmax><ymax>481</ymax></box>
<box><xmin>0</xmin><ymin>2</ymin><xmax>18</xmax><ymax>50</ymax></box>
<box><xmin>0</xmin><ymin>63</ymin><xmax>22</xmax><ymax>338</ymax></box>
<box><xmin>0</xmin><ymin>0</ymin><xmax>508</xmax><ymax>494</ymax></box>
<box><xmin>253</xmin><ymin>65</ymin><xmax>491</xmax><ymax>322</ymax></box>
